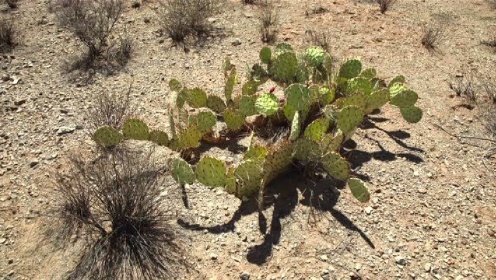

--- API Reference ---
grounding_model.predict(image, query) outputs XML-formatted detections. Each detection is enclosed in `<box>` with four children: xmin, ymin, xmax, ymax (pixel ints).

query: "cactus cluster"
<box><xmin>92</xmin><ymin>43</ymin><xmax>423</xmax><ymax>207</ymax></box>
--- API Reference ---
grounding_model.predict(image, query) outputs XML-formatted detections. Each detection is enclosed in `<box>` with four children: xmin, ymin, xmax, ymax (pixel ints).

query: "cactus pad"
<box><xmin>225</xmin><ymin>68</ymin><xmax>237</xmax><ymax>102</ymax></box>
<box><xmin>195</xmin><ymin>157</ymin><xmax>227</xmax><ymax>188</ymax></box>
<box><xmin>284</xmin><ymin>83</ymin><xmax>311</xmax><ymax>120</ymax></box>
<box><xmin>338</xmin><ymin>59</ymin><xmax>362</xmax><ymax>80</ymax></box>
<box><xmin>122</xmin><ymin>118</ymin><xmax>150</xmax><ymax>140</ymax></box>
<box><xmin>207</xmin><ymin>95</ymin><xmax>227</xmax><ymax>114</ymax></box>
<box><xmin>347</xmin><ymin>178</ymin><xmax>370</xmax><ymax>203</ymax></box>
<box><xmin>260</xmin><ymin>46</ymin><xmax>272</xmax><ymax>64</ymax></box>
<box><xmin>224</xmin><ymin>108</ymin><xmax>245</xmax><ymax>131</ymax></box>
<box><xmin>245</xmin><ymin>145</ymin><xmax>269</xmax><ymax>161</ymax></box>
<box><xmin>189</xmin><ymin>111</ymin><xmax>217</xmax><ymax>132</ymax></box>
<box><xmin>289</xmin><ymin>111</ymin><xmax>301</xmax><ymax>141</ymax></box>
<box><xmin>242</xmin><ymin>80</ymin><xmax>259</xmax><ymax>96</ymax></box>
<box><xmin>322</xmin><ymin>152</ymin><xmax>350</xmax><ymax>181</ymax></box>
<box><xmin>305</xmin><ymin>46</ymin><xmax>325</xmax><ymax>67</ymax></box>
<box><xmin>337</xmin><ymin>106</ymin><xmax>364</xmax><ymax>134</ymax></box>
<box><xmin>263</xmin><ymin>141</ymin><xmax>294</xmax><ymax>182</ymax></box>
<box><xmin>321</xmin><ymin>131</ymin><xmax>344</xmax><ymax>153</ymax></box>
<box><xmin>390</xmin><ymin>88</ymin><xmax>418</xmax><ymax>108</ymax></box>
<box><xmin>171</xmin><ymin>158</ymin><xmax>195</xmax><ymax>185</ymax></box>
<box><xmin>178</xmin><ymin>126</ymin><xmax>202</xmax><ymax>149</ymax></box>
<box><xmin>270</xmin><ymin>51</ymin><xmax>298</xmax><ymax>84</ymax></box>
<box><xmin>366</xmin><ymin>88</ymin><xmax>390</xmax><ymax>112</ymax></box>
<box><xmin>400</xmin><ymin>106</ymin><xmax>423</xmax><ymax>123</ymax></box>
<box><xmin>320</xmin><ymin>86</ymin><xmax>335</xmax><ymax>104</ymax></box>
<box><xmin>149</xmin><ymin>130</ymin><xmax>169</xmax><ymax>146</ymax></box>
<box><xmin>345</xmin><ymin>77</ymin><xmax>373</xmax><ymax>96</ymax></box>
<box><xmin>93</xmin><ymin>126</ymin><xmax>123</xmax><ymax>148</ymax></box>
<box><xmin>255</xmin><ymin>93</ymin><xmax>279</xmax><ymax>116</ymax></box>
<box><xmin>186</xmin><ymin>88</ymin><xmax>208</xmax><ymax>108</ymax></box>
<box><xmin>235</xmin><ymin>160</ymin><xmax>264</xmax><ymax>199</ymax></box>
<box><xmin>388</xmin><ymin>75</ymin><xmax>406</xmax><ymax>88</ymax></box>
<box><xmin>169</xmin><ymin>78</ymin><xmax>183</xmax><ymax>92</ymax></box>
<box><xmin>239</xmin><ymin>95</ymin><xmax>258</xmax><ymax>116</ymax></box>
<box><xmin>360</xmin><ymin>68</ymin><xmax>377</xmax><ymax>80</ymax></box>
<box><xmin>304</xmin><ymin>118</ymin><xmax>330</xmax><ymax>142</ymax></box>
<box><xmin>340</xmin><ymin>94</ymin><xmax>367</xmax><ymax>110</ymax></box>
<box><xmin>293</xmin><ymin>138</ymin><xmax>322</xmax><ymax>162</ymax></box>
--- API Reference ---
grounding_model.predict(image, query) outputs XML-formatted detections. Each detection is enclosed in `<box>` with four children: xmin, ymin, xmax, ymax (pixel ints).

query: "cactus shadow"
<box><xmin>177</xmin><ymin>168</ymin><xmax>375</xmax><ymax>265</ymax></box>
<box><xmin>362</xmin><ymin>118</ymin><xmax>425</xmax><ymax>153</ymax></box>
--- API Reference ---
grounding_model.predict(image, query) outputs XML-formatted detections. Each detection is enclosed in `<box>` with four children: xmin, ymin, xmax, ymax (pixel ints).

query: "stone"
<box><xmin>424</xmin><ymin>263</ymin><xmax>431</xmax><ymax>272</ymax></box>
<box><xmin>240</xmin><ymin>272</ymin><xmax>250</xmax><ymax>280</ymax></box>
<box><xmin>56</xmin><ymin>125</ymin><xmax>76</xmax><ymax>135</ymax></box>
<box><xmin>232</xmin><ymin>38</ymin><xmax>242</xmax><ymax>46</ymax></box>
<box><xmin>395</xmin><ymin>256</ymin><xmax>407</xmax><ymax>266</ymax></box>
<box><xmin>364</xmin><ymin>206</ymin><xmax>373</xmax><ymax>215</ymax></box>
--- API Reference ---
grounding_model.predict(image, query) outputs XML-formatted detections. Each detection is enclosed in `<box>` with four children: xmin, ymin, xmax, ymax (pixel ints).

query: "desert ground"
<box><xmin>1</xmin><ymin>0</ymin><xmax>496</xmax><ymax>279</ymax></box>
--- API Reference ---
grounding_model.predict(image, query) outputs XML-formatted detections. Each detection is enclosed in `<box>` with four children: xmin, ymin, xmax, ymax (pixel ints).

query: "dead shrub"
<box><xmin>485</xmin><ymin>0</ymin><xmax>496</xmax><ymax>9</ymax></box>
<box><xmin>449</xmin><ymin>75</ymin><xmax>477</xmax><ymax>104</ymax></box>
<box><xmin>259</xmin><ymin>0</ymin><xmax>278</xmax><ymax>43</ymax></box>
<box><xmin>86</xmin><ymin>84</ymin><xmax>134</xmax><ymax>132</ymax></box>
<box><xmin>421</xmin><ymin>25</ymin><xmax>444</xmax><ymax>51</ymax></box>
<box><xmin>305</xmin><ymin>29</ymin><xmax>330</xmax><ymax>52</ymax></box>
<box><xmin>481</xmin><ymin>37</ymin><xmax>496</xmax><ymax>51</ymax></box>
<box><xmin>159</xmin><ymin>0</ymin><xmax>224</xmax><ymax>43</ymax></box>
<box><xmin>305</xmin><ymin>0</ymin><xmax>329</xmax><ymax>16</ymax></box>
<box><xmin>5</xmin><ymin>0</ymin><xmax>18</xmax><ymax>9</ymax></box>
<box><xmin>0</xmin><ymin>17</ymin><xmax>16</xmax><ymax>52</ymax></box>
<box><xmin>53</xmin><ymin>148</ymin><xmax>186</xmax><ymax>279</ymax></box>
<box><xmin>51</xmin><ymin>0</ymin><xmax>131</xmax><ymax>70</ymax></box>
<box><xmin>376</xmin><ymin>0</ymin><xmax>397</xmax><ymax>14</ymax></box>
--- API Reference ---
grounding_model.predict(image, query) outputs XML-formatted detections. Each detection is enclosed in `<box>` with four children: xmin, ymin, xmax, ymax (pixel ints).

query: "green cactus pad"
<box><xmin>322</xmin><ymin>53</ymin><xmax>333</xmax><ymax>74</ymax></box>
<box><xmin>122</xmin><ymin>119</ymin><xmax>150</xmax><ymax>140</ymax></box>
<box><xmin>245</xmin><ymin>145</ymin><xmax>269</xmax><ymax>161</ymax></box>
<box><xmin>93</xmin><ymin>126</ymin><xmax>123</xmax><ymax>148</ymax></box>
<box><xmin>263</xmin><ymin>141</ymin><xmax>294</xmax><ymax>182</ymax></box>
<box><xmin>360</xmin><ymin>68</ymin><xmax>377</xmax><ymax>80</ymax></box>
<box><xmin>225</xmin><ymin>168</ymin><xmax>237</xmax><ymax>195</ymax></box>
<box><xmin>178</xmin><ymin>126</ymin><xmax>202</xmax><ymax>149</ymax></box>
<box><xmin>270</xmin><ymin>51</ymin><xmax>298</xmax><ymax>84</ymax></box>
<box><xmin>322</xmin><ymin>152</ymin><xmax>350</xmax><ymax>181</ymax></box>
<box><xmin>388</xmin><ymin>75</ymin><xmax>406</xmax><ymax>88</ymax></box>
<box><xmin>189</xmin><ymin>111</ymin><xmax>217</xmax><ymax>132</ymax></box>
<box><xmin>289</xmin><ymin>111</ymin><xmax>301</xmax><ymax>141</ymax></box>
<box><xmin>239</xmin><ymin>95</ymin><xmax>258</xmax><ymax>116</ymax></box>
<box><xmin>338</xmin><ymin>59</ymin><xmax>362</xmax><ymax>80</ymax></box>
<box><xmin>260</xmin><ymin>47</ymin><xmax>272</xmax><ymax>64</ymax></box>
<box><xmin>305</xmin><ymin>46</ymin><xmax>326</xmax><ymax>67</ymax></box>
<box><xmin>400</xmin><ymin>106</ymin><xmax>423</xmax><ymax>123</ymax></box>
<box><xmin>186</xmin><ymin>88</ymin><xmax>208</xmax><ymax>108</ymax></box>
<box><xmin>225</xmin><ymin>68</ymin><xmax>237</xmax><ymax>102</ymax></box>
<box><xmin>195</xmin><ymin>157</ymin><xmax>227</xmax><ymax>188</ymax></box>
<box><xmin>250</xmin><ymin>63</ymin><xmax>269</xmax><ymax>81</ymax></box>
<box><xmin>365</xmin><ymin>88</ymin><xmax>390</xmax><ymax>112</ymax></box>
<box><xmin>340</xmin><ymin>94</ymin><xmax>367</xmax><ymax>110</ymax></box>
<box><xmin>224</xmin><ymin>108</ymin><xmax>245</xmax><ymax>131</ymax></box>
<box><xmin>169</xmin><ymin>79</ymin><xmax>183</xmax><ymax>92</ymax></box>
<box><xmin>345</xmin><ymin>77</ymin><xmax>373</xmax><ymax>96</ymax></box>
<box><xmin>283</xmin><ymin>83</ymin><xmax>310</xmax><ymax>120</ymax></box>
<box><xmin>255</xmin><ymin>93</ymin><xmax>279</xmax><ymax>116</ymax></box>
<box><xmin>337</xmin><ymin>106</ymin><xmax>364</xmax><ymax>134</ymax></box>
<box><xmin>320</xmin><ymin>86</ymin><xmax>336</xmax><ymax>104</ymax></box>
<box><xmin>304</xmin><ymin>118</ymin><xmax>330</xmax><ymax>142</ymax></box>
<box><xmin>390</xmin><ymin>88</ymin><xmax>418</xmax><ymax>108</ymax></box>
<box><xmin>207</xmin><ymin>95</ymin><xmax>227</xmax><ymax>114</ymax></box>
<box><xmin>274</xmin><ymin>43</ymin><xmax>294</xmax><ymax>54</ymax></box>
<box><xmin>235</xmin><ymin>160</ymin><xmax>264</xmax><ymax>199</ymax></box>
<box><xmin>171</xmin><ymin>158</ymin><xmax>195</xmax><ymax>185</ymax></box>
<box><xmin>149</xmin><ymin>130</ymin><xmax>169</xmax><ymax>146</ymax></box>
<box><xmin>242</xmin><ymin>80</ymin><xmax>259</xmax><ymax>96</ymax></box>
<box><xmin>347</xmin><ymin>178</ymin><xmax>370</xmax><ymax>203</ymax></box>
<box><xmin>308</xmin><ymin>85</ymin><xmax>320</xmax><ymax>103</ymax></box>
<box><xmin>176</xmin><ymin>88</ymin><xmax>188</xmax><ymax>108</ymax></box>
<box><xmin>293</xmin><ymin>138</ymin><xmax>322</xmax><ymax>162</ymax></box>
<box><xmin>321</xmin><ymin>131</ymin><xmax>344</xmax><ymax>153</ymax></box>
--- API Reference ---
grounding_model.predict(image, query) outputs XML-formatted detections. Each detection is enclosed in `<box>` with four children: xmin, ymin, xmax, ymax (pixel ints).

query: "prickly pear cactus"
<box><xmin>171</xmin><ymin>158</ymin><xmax>195</xmax><ymax>185</ymax></box>
<box><xmin>149</xmin><ymin>130</ymin><xmax>169</xmax><ymax>146</ymax></box>
<box><xmin>122</xmin><ymin>119</ymin><xmax>149</xmax><ymax>141</ymax></box>
<box><xmin>195</xmin><ymin>157</ymin><xmax>227</xmax><ymax>188</ymax></box>
<box><xmin>93</xmin><ymin>126</ymin><xmax>123</xmax><ymax>148</ymax></box>
<box><xmin>255</xmin><ymin>93</ymin><xmax>279</xmax><ymax>116</ymax></box>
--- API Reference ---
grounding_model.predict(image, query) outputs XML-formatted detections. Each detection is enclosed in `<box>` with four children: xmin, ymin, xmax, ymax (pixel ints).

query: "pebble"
<box><xmin>0</xmin><ymin>238</ymin><xmax>6</xmax><ymax>244</ymax></box>
<box><xmin>395</xmin><ymin>256</ymin><xmax>407</xmax><ymax>266</ymax></box>
<box><xmin>56</xmin><ymin>125</ymin><xmax>76</xmax><ymax>135</ymax></box>
<box><xmin>320</xmin><ymin>255</ymin><xmax>328</xmax><ymax>262</ymax></box>
<box><xmin>232</xmin><ymin>38</ymin><xmax>242</xmax><ymax>46</ymax></box>
<box><xmin>240</xmin><ymin>272</ymin><xmax>250</xmax><ymax>280</ymax></box>
<box><xmin>364</xmin><ymin>206</ymin><xmax>373</xmax><ymax>215</ymax></box>
<box><xmin>29</xmin><ymin>159</ymin><xmax>39</xmax><ymax>168</ymax></box>
<box><xmin>424</xmin><ymin>263</ymin><xmax>431</xmax><ymax>272</ymax></box>
<box><xmin>210</xmin><ymin>253</ymin><xmax>218</xmax><ymax>260</ymax></box>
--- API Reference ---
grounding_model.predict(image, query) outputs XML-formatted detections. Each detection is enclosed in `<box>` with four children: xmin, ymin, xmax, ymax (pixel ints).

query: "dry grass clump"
<box><xmin>449</xmin><ymin>75</ymin><xmax>476</xmax><ymax>104</ymax></box>
<box><xmin>259</xmin><ymin>0</ymin><xmax>278</xmax><ymax>43</ymax></box>
<box><xmin>0</xmin><ymin>17</ymin><xmax>16</xmax><ymax>52</ymax></box>
<box><xmin>421</xmin><ymin>25</ymin><xmax>444</xmax><ymax>51</ymax></box>
<box><xmin>376</xmin><ymin>0</ymin><xmax>397</xmax><ymax>14</ymax></box>
<box><xmin>53</xmin><ymin>148</ymin><xmax>186</xmax><ymax>279</ymax></box>
<box><xmin>5</xmin><ymin>0</ymin><xmax>18</xmax><ymax>9</ymax></box>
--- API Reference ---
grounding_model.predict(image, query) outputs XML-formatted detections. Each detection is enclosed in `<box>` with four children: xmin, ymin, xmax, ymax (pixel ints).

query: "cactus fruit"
<box><xmin>304</xmin><ymin>118</ymin><xmax>330</xmax><ymax>142</ymax></box>
<box><xmin>207</xmin><ymin>95</ymin><xmax>227</xmax><ymax>114</ymax></box>
<box><xmin>293</xmin><ymin>138</ymin><xmax>322</xmax><ymax>162</ymax></box>
<box><xmin>338</xmin><ymin>59</ymin><xmax>362</xmax><ymax>80</ymax></box>
<box><xmin>337</xmin><ymin>106</ymin><xmax>364</xmax><ymax>135</ymax></box>
<box><xmin>93</xmin><ymin>126</ymin><xmax>123</xmax><ymax>148</ymax></box>
<box><xmin>149</xmin><ymin>130</ymin><xmax>169</xmax><ymax>146</ymax></box>
<box><xmin>224</xmin><ymin>108</ymin><xmax>245</xmax><ymax>131</ymax></box>
<box><xmin>169</xmin><ymin>78</ymin><xmax>183</xmax><ymax>92</ymax></box>
<box><xmin>195</xmin><ymin>157</ymin><xmax>227</xmax><ymax>188</ymax></box>
<box><xmin>171</xmin><ymin>158</ymin><xmax>195</xmax><ymax>185</ymax></box>
<box><xmin>270</xmin><ymin>51</ymin><xmax>298</xmax><ymax>84</ymax></box>
<box><xmin>305</xmin><ymin>46</ymin><xmax>326</xmax><ymax>67</ymax></box>
<box><xmin>390</xmin><ymin>88</ymin><xmax>418</xmax><ymax>108</ymax></box>
<box><xmin>255</xmin><ymin>93</ymin><xmax>279</xmax><ymax>116</ymax></box>
<box><xmin>322</xmin><ymin>152</ymin><xmax>350</xmax><ymax>181</ymax></box>
<box><xmin>347</xmin><ymin>178</ymin><xmax>370</xmax><ymax>203</ymax></box>
<box><xmin>289</xmin><ymin>111</ymin><xmax>301</xmax><ymax>141</ymax></box>
<box><xmin>260</xmin><ymin>46</ymin><xmax>272</xmax><ymax>64</ymax></box>
<box><xmin>177</xmin><ymin>126</ymin><xmax>202</xmax><ymax>149</ymax></box>
<box><xmin>235</xmin><ymin>160</ymin><xmax>264</xmax><ymax>199</ymax></box>
<box><xmin>239</xmin><ymin>95</ymin><xmax>258</xmax><ymax>116</ymax></box>
<box><xmin>123</xmin><ymin>118</ymin><xmax>150</xmax><ymax>140</ymax></box>
<box><xmin>400</xmin><ymin>106</ymin><xmax>423</xmax><ymax>123</ymax></box>
<box><xmin>189</xmin><ymin>111</ymin><xmax>217</xmax><ymax>133</ymax></box>
<box><xmin>242</xmin><ymin>80</ymin><xmax>259</xmax><ymax>96</ymax></box>
<box><xmin>186</xmin><ymin>88</ymin><xmax>208</xmax><ymax>108</ymax></box>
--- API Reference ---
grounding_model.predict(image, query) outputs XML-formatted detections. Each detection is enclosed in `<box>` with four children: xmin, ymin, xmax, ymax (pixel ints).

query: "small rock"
<box><xmin>14</xmin><ymin>99</ymin><xmax>26</xmax><ymax>106</ymax></box>
<box><xmin>240</xmin><ymin>272</ymin><xmax>250</xmax><ymax>280</ymax></box>
<box><xmin>395</xmin><ymin>256</ymin><xmax>407</xmax><ymax>266</ymax></box>
<box><xmin>1</xmin><ymin>74</ymin><xmax>9</xmax><ymax>81</ymax></box>
<box><xmin>207</xmin><ymin>17</ymin><xmax>218</xmax><ymax>23</ymax></box>
<box><xmin>232</xmin><ymin>38</ymin><xmax>242</xmax><ymax>46</ymax></box>
<box><xmin>364</xmin><ymin>206</ymin><xmax>373</xmax><ymax>215</ymax></box>
<box><xmin>320</xmin><ymin>255</ymin><xmax>328</xmax><ymax>262</ymax></box>
<box><xmin>424</xmin><ymin>263</ymin><xmax>431</xmax><ymax>272</ymax></box>
<box><xmin>0</xmin><ymin>238</ymin><xmax>6</xmax><ymax>244</ymax></box>
<box><xmin>29</xmin><ymin>159</ymin><xmax>39</xmax><ymax>168</ymax></box>
<box><xmin>418</xmin><ymin>187</ymin><xmax>427</xmax><ymax>194</ymax></box>
<box><xmin>210</xmin><ymin>253</ymin><xmax>218</xmax><ymax>260</ymax></box>
<box><xmin>56</xmin><ymin>125</ymin><xmax>76</xmax><ymax>135</ymax></box>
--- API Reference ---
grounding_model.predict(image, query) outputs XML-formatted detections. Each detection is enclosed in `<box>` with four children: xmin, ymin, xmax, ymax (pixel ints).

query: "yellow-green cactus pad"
<box><xmin>337</xmin><ymin>106</ymin><xmax>363</xmax><ymax>134</ymax></box>
<box><xmin>178</xmin><ymin>126</ymin><xmax>202</xmax><ymax>149</ymax></box>
<box><xmin>305</xmin><ymin>46</ymin><xmax>325</xmax><ymax>67</ymax></box>
<box><xmin>149</xmin><ymin>130</ymin><xmax>169</xmax><ymax>146</ymax></box>
<box><xmin>93</xmin><ymin>126</ymin><xmax>123</xmax><ymax>148</ymax></box>
<box><xmin>195</xmin><ymin>157</ymin><xmax>227</xmax><ymax>188</ymax></box>
<box><xmin>224</xmin><ymin>108</ymin><xmax>245</xmax><ymax>131</ymax></box>
<box><xmin>235</xmin><ymin>160</ymin><xmax>264</xmax><ymax>199</ymax></box>
<box><xmin>255</xmin><ymin>93</ymin><xmax>279</xmax><ymax>116</ymax></box>
<box><xmin>289</xmin><ymin>111</ymin><xmax>301</xmax><ymax>141</ymax></box>
<box><xmin>123</xmin><ymin>118</ymin><xmax>150</xmax><ymax>141</ymax></box>
<box><xmin>189</xmin><ymin>111</ymin><xmax>217</xmax><ymax>132</ymax></box>
<box><xmin>169</xmin><ymin>78</ymin><xmax>183</xmax><ymax>92</ymax></box>
<box><xmin>338</xmin><ymin>59</ymin><xmax>362</xmax><ymax>80</ymax></box>
<box><xmin>347</xmin><ymin>178</ymin><xmax>370</xmax><ymax>203</ymax></box>
<box><xmin>293</xmin><ymin>138</ymin><xmax>322</xmax><ymax>162</ymax></box>
<box><xmin>260</xmin><ymin>46</ymin><xmax>272</xmax><ymax>64</ymax></box>
<box><xmin>304</xmin><ymin>118</ymin><xmax>330</xmax><ymax>142</ymax></box>
<box><xmin>207</xmin><ymin>95</ymin><xmax>226</xmax><ymax>114</ymax></box>
<box><xmin>171</xmin><ymin>158</ymin><xmax>195</xmax><ymax>185</ymax></box>
<box><xmin>322</xmin><ymin>152</ymin><xmax>350</xmax><ymax>181</ymax></box>
<box><xmin>239</xmin><ymin>95</ymin><xmax>258</xmax><ymax>116</ymax></box>
<box><xmin>186</xmin><ymin>88</ymin><xmax>208</xmax><ymax>108</ymax></box>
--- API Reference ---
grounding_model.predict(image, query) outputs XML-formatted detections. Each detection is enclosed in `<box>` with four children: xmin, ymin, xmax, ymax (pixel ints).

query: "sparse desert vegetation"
<box><xmin>0</xmin><ymin>0</ymin><xmax>495</xmax><ymax>279</ymax></box>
